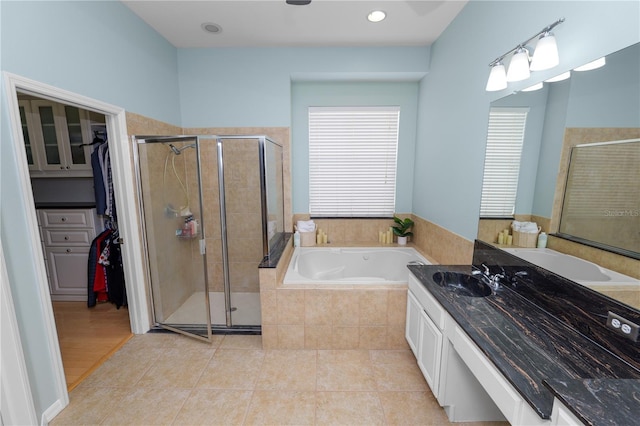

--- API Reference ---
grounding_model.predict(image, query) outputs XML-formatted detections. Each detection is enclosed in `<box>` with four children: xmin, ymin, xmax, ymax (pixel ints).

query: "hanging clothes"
<box><xmin>91</xmin><ymin>140</ymin><xmax>116</xmax><ymax>220</ymax></box>
<box><xmin>87</xmin><ymin>228</ymin><xmax>126</xmax><ymax>309</ymax></box>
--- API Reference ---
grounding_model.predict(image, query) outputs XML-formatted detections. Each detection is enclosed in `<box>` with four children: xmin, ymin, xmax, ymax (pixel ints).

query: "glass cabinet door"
<box><xmin>34</xmin><ymin>102</ymin><xmax>64</xmax><ymax>168</ymax></box>
<box><xmin>18</xmin><ymin>101</ymin><xmax>36</xmax><ymax>167</ymax></box>
<box><xmin>64</xmin><ymin>106</ymin><xmax>90</xmax><ymax>167</ymax></box>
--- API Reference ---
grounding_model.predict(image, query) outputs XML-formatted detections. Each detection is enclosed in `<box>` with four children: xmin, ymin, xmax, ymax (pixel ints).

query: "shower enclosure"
<box><xmin>134</xmin><ymin>135</ymin><xmax>284</xmax><ymax>341</ymax></box>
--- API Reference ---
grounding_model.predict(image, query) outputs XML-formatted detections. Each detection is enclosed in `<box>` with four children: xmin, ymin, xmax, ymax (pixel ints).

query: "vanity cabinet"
<box><xmin>19</xmin><ymin>99</ymin><xmax>93</xmax><ymax>177</ymax></box>
<box><xmin>406</xmin><ymin>272</ymin><xmax>549</xmax><ymax>425</ymax></box>
<box><xmin>551</xmin><ymin>399</ymin><xmax>583</xmax><ymax>426</ymax></box>
<box><xmin>38</xmin><ymin>208</ymin><xmax>98</xmax><ymax>301</ymax></box>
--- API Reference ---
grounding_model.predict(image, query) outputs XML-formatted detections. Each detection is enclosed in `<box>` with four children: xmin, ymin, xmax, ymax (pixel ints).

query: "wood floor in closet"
<box><xmin>52</xmin><ymin>301</ymin><xmax>132</xmax><ymax>391</ymax></box>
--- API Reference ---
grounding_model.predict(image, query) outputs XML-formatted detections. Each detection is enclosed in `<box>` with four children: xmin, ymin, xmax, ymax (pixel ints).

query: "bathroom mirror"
<box><xmin>477</xmin><ymin>42</ymin><xmax>640</xmax><ymax>305</ymax></box>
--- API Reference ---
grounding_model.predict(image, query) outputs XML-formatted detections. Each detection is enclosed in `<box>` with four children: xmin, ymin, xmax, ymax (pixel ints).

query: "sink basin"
<box><xmin>432</xmin><ymin>272</ymin><xmax>492</xmax><ymax>298</ymax></box>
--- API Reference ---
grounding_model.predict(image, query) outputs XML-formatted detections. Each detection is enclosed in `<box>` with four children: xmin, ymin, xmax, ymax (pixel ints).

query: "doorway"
<box><xmin>17</xmin><ymin>93</ymin><xmax>132</xmax><ymax>389</ymax></box>
<box><xmin>4</xmin><ymin>72</ymin><xmax>150</xmax><ymax>421</ymax></box>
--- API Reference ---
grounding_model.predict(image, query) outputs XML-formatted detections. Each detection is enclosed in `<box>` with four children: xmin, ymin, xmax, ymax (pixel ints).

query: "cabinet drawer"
<box><xmin>409</xmin><ymin>273</ymin><xmax>445</xmax><ymax>329</ymax></box>
<box><xmin>38</xmin><ymin>209</ymin><xmax>95</xmax><ymax>228</ymax></box>
<box><xmin>44</xmin><ymin>229</ymin><xmax>94</xmax><ymax>246</ymax></box>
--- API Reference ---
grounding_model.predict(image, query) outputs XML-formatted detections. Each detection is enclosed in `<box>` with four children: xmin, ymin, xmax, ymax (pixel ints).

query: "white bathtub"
<box><xmin>283</xmin><ymin>247</ymin><xmax>431</xmax><ymax>285</ymax></box>
<box><xmin>502</xmin><ymin>248</ymin><xmax>639</xmax><ymax>287</ymax></box>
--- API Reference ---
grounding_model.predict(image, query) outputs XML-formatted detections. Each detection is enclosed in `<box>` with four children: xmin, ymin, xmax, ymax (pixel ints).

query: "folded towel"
<box><xmin>512</xmin><ymin>221</ymin><xmax>539</xmax><ymax>233</ymax></box>
<box><xmin>296</xmin><ymin>220</ymin><xmax>316</xmax><ymax>232</ymax></box>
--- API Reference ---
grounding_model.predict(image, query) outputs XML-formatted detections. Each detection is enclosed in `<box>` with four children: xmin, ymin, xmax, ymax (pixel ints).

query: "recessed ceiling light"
<box><xmin>367</xmin><ymin>10</ymin><xmax>386</xmax><ymax>23</ymax></box>
<box><xmin>201</xmin><ymin>22</ymin><xmax>222</xmax><ymax>34</ymax></box>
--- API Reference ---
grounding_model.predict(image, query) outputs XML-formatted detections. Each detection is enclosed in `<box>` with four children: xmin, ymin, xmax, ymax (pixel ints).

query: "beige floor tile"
<box><xmin>317</xmin><ymin>349</ymin><xmax>371</xmax><ymax>364</ymax></box>
<box><xmin>372</xmin><ymin>360</ymin><xmax>429</xmax><ymax>391</ymax></box>
<box><xmin>172</xmin><ymin>389</ymin><xmax>252</xmax><ymax>425</ymax></box>
<box><xmin>100</xmin><ymin>387</ymin><xmax>190</xmax><ymax>425</ymax></box>
<box><xmin>317</xmin><ymin>362</ymin><xmax>377</xmax><ymax>391</ymax></box>
<box><xmin>219</xmin><ymin>334</ymin><xmax>263</xmax><ymax>349</ymax></box>
<box><xmin>315</xmin><ymin>391</ymin><xmax>386</xmax><ymax>425</ymax></box>
<box><xmin>378</xmin><ymin>391</ymin><xmax>451</xmax><ymax>425</ymax></box>
<box><xmin>163</xmin><ymin>333</ymin><xmax>225</xmax><ymax>349</ymax></box>
<box><xmin>49</xmin><ymin>387</ymin><xmax>129</xmax><ymax>425</ymax></box>
<box><xmin>136</xmin><ymin>347</ymin><xmax>213</xmax><ymax>388</ymax></box>
<box><xmin>196</xmin><ymin>349</ymin><xmax>264</xmax><ymax>389</ymax></box>
<box><xmin>370</xmin><ymin>349</ymin><xmax>417</xmax><ymax>364</ymax></box>
<box><xmin>78</xmin><ymin>346</ymin><xmax>160</xmax><ymax>388</ymax></box>
<box><xmin>256</xmin><ymin>350</ymin><xmax>317</xmax><ymax>391</ymax></box>
<box><xmin>244</xmin><ymin>390</ymin><xmax>316</xmax><ymax>425</ymax></box>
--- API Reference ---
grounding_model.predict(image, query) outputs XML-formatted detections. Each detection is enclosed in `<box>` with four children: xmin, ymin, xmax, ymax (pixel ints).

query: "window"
<box><xmin>480</xmin><ymin>107</ymin><xmax>528</xmax><ymax>218</ymax></box>
<box><xmin>308</xmin><ymin>106</ymin><xmax>400</xmax><ymax>217</ymax></box>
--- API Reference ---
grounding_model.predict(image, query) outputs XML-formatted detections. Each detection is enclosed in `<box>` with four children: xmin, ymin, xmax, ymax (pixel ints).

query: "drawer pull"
<box><xmin>64</xmin><ymin>236</ymin><xmax>70</xmax><ymax>240</ymax></box>
<box><xmin>66</xmin><ymin>249</ymin><xmax>71</xmax><ymax>253</ymax></box>
<box><xmin>61</xmin><ymin>217</ymin><xmax>67</xmax><ymax>222</ymax></box>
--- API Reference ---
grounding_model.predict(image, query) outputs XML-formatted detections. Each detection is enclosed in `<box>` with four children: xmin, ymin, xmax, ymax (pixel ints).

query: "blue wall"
<box><xmin>0</xmin><ymin>0</ymin><xmax>180</xmax><ymax>418</ymax></box>
<box><xmin>290</xmin><ymin>81</ymin><xmax>419</xmax><ymax>214</ymax></box>
<box><xmin>177</xmin><ymin>46</ymin><xmax>429</xmax><ymax>127</ymax></box>
<box><xmin>413</xmin><ymin>0</ymin><xmax>640</xmax><ymax>240</ymax></box>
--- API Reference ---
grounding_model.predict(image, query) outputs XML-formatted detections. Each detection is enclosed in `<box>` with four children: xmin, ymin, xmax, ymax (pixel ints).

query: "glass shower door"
<box><xmin>135</xmin><ymin>136</ymin><xmax>213</xmax><ymax>341</ymax></box>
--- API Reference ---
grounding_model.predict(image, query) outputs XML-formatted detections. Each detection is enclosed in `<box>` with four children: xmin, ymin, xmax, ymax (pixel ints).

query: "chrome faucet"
<box><xmin>472</xmin><ymin>263</ymin><xmax>503</xmax><ymax>289</ymax></box>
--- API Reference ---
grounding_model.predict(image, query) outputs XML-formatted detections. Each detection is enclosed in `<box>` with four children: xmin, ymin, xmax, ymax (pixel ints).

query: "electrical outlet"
<box><xmin>606</xmin><ymin>311</ymin><xmax>640</xmax><ymax>342</ymax></box>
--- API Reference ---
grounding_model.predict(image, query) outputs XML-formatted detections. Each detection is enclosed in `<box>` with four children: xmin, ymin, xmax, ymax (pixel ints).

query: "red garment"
<box><xmin>93</xmin><ymin>230</ymin><xmax>112</xmax><ymax>302</ymax></box>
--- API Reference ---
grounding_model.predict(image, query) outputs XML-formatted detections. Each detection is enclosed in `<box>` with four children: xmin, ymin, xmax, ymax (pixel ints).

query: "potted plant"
<box><xmin>392</xmin><ymin>216</ymin><xmax>414</xmax><ymax>245</ymax></box>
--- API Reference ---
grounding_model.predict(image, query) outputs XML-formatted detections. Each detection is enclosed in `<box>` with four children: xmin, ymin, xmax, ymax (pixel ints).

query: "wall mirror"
<box><xmin>477</xmin><ymin>42</ymin><xmax>640</xmax><ymax>307</ymax></box>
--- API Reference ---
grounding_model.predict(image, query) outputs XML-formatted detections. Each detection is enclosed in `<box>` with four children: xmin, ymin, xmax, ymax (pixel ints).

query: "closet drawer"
<box><xmin>38</xmin><ymin>209</ymin><xmax>96</xmax><ymax>228</ymax></box>
<box><xmin>44</xmin><ymin>229</ymin><xmax>94</xmax><ymax>246</ymax></box>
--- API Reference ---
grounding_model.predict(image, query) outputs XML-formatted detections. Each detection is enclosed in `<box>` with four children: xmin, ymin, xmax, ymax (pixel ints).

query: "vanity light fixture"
<box><xmin>545</xmin><ymin>71</ymin><xmax>571</xmax><ymax>82</ymax></box>
<box><xmin>521</xmin><ymin>82</ymin><xmax>544</xmax><ymax>92</ymax></box>
<box><xmin>486</xmin><ymin>17</ymin><xmax>565</xmax><ymax>91</ymax></box>
<box><xmin>367</xmin><ymin>10</ymin><xmax>386</xmax><ymax>23</ymax></box>
<box><xmin>574</xmin><ymin>57</ymin><xmax>606</xmax><ymax>71</ymax></box>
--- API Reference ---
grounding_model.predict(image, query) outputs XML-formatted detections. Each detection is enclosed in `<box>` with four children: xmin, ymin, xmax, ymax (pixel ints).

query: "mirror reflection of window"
<box><xmin>480</xmin><ymin>107</ymin><xmax>529</xmax><ymax>218</ymax></box>
<box><xmin>559</xmin><ymin>139</ymin><xmax>640</xmax><ymax>257</ymax></box>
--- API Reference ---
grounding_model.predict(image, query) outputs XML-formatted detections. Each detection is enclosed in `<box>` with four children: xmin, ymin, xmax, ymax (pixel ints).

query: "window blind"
<box><xmin>308</xmin><ymin>106</ymin><xmax>400</xmax><ymax>217</ymax></box>
<box><xmin>480</xmin><ymin>107</ymin><xmax>529</xmax><ymax>218</ymax></box>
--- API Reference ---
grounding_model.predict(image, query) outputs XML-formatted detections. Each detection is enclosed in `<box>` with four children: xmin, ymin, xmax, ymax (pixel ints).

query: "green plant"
<box><xmin>392</xmin><ymin>216</ymin><xmax>414</xmax><ymax>237</ymax></box>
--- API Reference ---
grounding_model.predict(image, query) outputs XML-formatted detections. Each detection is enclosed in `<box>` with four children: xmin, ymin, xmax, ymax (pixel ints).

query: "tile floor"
<box><xmin>51</xmin><ymin>333</ymin><xmax>507</xmax><ymax>425</ymax></box>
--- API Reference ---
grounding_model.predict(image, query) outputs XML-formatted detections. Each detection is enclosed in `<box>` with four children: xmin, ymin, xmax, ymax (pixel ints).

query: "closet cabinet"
<box><xmin>19</xmin><ymin>99</ymin><xmax>93</xmax><ymax>177</ymax></box>
<box><xmin>38</xmin><ymin>208</ymin><xmax>98</xmax><ymax>301</ymax></box>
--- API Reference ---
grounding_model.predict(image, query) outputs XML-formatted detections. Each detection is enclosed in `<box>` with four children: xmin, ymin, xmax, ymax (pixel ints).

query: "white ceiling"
<box><xmin>121</xmin><ymin>0</ymin><xmax>468</xmax><ymax>48</ymax></box>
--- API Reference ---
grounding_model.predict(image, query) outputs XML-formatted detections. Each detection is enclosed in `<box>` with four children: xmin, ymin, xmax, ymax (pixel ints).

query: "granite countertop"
<box><xmin>407</xmin><ymin>264</ymin><xmax>640</xmax><ymax>424</ymax></box>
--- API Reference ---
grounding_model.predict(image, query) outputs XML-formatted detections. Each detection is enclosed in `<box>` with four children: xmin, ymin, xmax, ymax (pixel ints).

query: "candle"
<box><xmin>317</xmin><ymin>234</ymin><xmax>322</xmax><ymax>245</ymax></box>
<box><xmin>506</xmin><ymin>235</ymin><xmax>513</xmax><ymax>245</ymax></box>
<box><xmin>498</xmin><ymin>233</ymin><xmax>505</xmax><ymax>244</ymax></box>
<box><xmin>387</xmin><ymin>230</ymin><xmax>392</xmax><ymax>244</ymax></box>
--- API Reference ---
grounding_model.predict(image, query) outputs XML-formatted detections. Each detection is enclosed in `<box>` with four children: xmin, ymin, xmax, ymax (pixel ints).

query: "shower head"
<box><xmin>168</xmin><ymin>143</ymin><xmax>196</xmax><ymax>155</ymax></box>
<box><xmin>169</xmin><ymin>144</ymin><xmax>181</xmax><ymax>155</ymax></box>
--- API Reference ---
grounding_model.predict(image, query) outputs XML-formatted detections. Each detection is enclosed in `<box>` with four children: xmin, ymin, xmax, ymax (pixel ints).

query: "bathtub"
<box><xmin>502</xmin><ymin>248</ymin><xmax>639</xmax><ymax>287</ymax></box>
<box><xmin>283</xmin><ymin>247</ymin><xmax>431</xmax><ymax>285</ymax></box>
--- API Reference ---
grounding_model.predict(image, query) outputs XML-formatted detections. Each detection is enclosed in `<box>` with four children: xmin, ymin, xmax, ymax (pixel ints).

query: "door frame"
<box><xmin>3</xmin><ymin>72</ymin><xmax>151</xmax><ymax>422</ymax></box>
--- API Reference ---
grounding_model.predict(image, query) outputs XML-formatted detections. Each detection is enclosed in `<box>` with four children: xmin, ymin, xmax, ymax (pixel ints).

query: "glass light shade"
<box><xmin>530</xmin><ymin>33</ymin><xmax>559</xmax><ymax>71</ymax></box>
<box><xmin>545</xmin><ymin>71</ymin><xmax>570</xmax><ymax>82</ymax></box>
<box><xmin>506</xmin><ymin>48</ymin><xmax>530</xmax><ymax>82</ymax></box>
<box><xmin>574</xmin><ymin>57</ymin><xmax>606</xmax><ymax>71</ymax></box>
<box><xmin>522</xmin><ymin>82</ymin><xmax>543</xmax><ymax>92</ymax></box>
<box><xmin>485</xmin><ymin>63</ymin><xmax>507</xmax><ymax>91</ymax></box>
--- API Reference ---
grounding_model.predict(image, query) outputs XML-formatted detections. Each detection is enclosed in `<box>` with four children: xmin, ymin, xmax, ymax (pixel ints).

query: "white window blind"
<box><xmin>480</xmin><ymin>107</ymin><xmax>528</xmax><ymax>218</ymax></box>
<box><xmin>308</xmin><ymin>106</ymin><xmax>400</xmax><ymax>217</ymax></box>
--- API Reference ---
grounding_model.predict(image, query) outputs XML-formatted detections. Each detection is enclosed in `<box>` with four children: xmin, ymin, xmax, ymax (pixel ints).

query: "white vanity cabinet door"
<box><xmin>406</xmin><ymin>290</ymin><xmax>422</xmax><ymax>356</ymax></box>
<box><xmin>417</xmin><ymin>308</ymin><xmax>443</xmax><ymax>395</ymax></box>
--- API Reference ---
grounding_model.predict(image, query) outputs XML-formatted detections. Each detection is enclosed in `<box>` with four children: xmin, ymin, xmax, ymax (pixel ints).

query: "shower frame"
<box><xmin>133</xmin><ymin>134</ymin><xmax>284</xmax><ymax>340</ymax></box>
